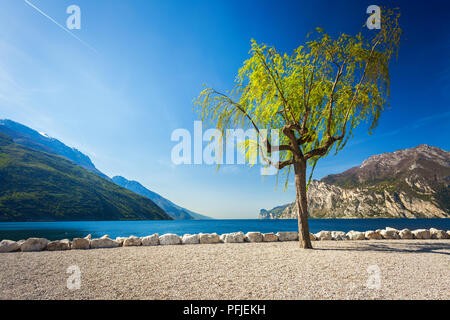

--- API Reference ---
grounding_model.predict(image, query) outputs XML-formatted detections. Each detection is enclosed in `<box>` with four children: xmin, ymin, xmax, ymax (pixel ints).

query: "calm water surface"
<box><xmin>0</xmin><ymin>219</ymin><xmax>449</xmax><ymax>241</ymax></box>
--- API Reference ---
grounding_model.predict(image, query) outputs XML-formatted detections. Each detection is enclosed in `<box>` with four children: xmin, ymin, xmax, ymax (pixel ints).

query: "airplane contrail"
<box><xmin>24</xmin><ymin>0</ymin><xmax>98</xmax><ymax>54</ymax></box>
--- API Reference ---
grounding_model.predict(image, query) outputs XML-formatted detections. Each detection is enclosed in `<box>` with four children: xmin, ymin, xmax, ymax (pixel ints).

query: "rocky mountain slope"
<box><xmin>0</xmin><ymin>119</ymin><xmax>108</xmax><ymax>179</ymax></box>
<box><xmin>260</xmin><ymin>145</ymin><xmax>450</xmax><ymax>219</ymax></box>
<box><xmin>112</xmin><ymin>176</ymin><xmax>211</xmax><ymax>220</ymax></box>
<box><xmin>0</xmin><ymin>119</ymin><xmax>211</xmax><ymax>220</ymax></box>
<box><xmin>0</xmin><ymin>132</ymin><xmax>171</xmax><ymax>221</ymax></box>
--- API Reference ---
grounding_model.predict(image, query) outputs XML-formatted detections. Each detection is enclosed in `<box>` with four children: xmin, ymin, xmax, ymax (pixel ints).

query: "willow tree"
<box><xmin>195</xmin><ymin>8</ymin><xmax>401</xmax><ymax>248</ymax></box>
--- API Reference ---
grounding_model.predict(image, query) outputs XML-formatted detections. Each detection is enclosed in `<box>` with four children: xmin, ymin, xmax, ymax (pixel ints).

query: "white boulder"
<box><xmin>115</xmin><ymin>237</ymin><xmax>127</xmax><ymax>245</ymax></box>
<box><xmin>159</xmin><ymin>233</ymin><xmax>181</xmax><ymax>245</ymax></box>
<box><xmin>310</xmin><ymin>233</ymin><xmax>317</xmax><ymax>241</ymax></box>
<box><xmin>142</xmin><ymin>234</ymin><xmax>160</xmax><ymax>246</ymax></box>
<box><xmin>276</xmin><ymin>232</ymin><xmax>298</xmax><ymax>241</ymax></box>
<box><xmin>331</xmin><ymin>231</ymin><xmax>347</xmax><ymax>240</ymax></box>
<box><xmin>221</xmin><ymin>232</ymin><xmax>245</xmax><ymax>243</ymax></box>
<box><xmin>245</xmin><ymin>232</ymin><xmax>263</xmax><ymax>242</ymax></box>
<box><xmin>315</xmin><ymin>231</ymin><xmax>332</xmax><ymax>240</ymax></box>
<box><xmin>123</xmin><ymin>235</ymin><xmax>142</xmax><ymax>246</ymax></box>
<box><xmin>346</xmin><ymin>231</ymin><xmax>366</xmax><ymax>240</ymax></box>
<box><xmin>84</xmin><ymin>234</ymin><xmax>92</xmax><ymax>240</ymax></box>
<box><xmin>182</xmin><ymin>234</ymin><xmax>199</xmax><ymax>245</ymax></box>
<box><xmin>399</xmin><ymin>229</ymin><xmax>413</xmax><ymax>239</ymax></box>
<box><xmin>72</xmin><ymin>238</ymin><xmax>90</xmax><ymax>249</ymax></box>
<box><xmin>380</xmin><ymin>228</ymin><xmax>400</xmax><ymax>239</ymax></box>
<box><xmin>21</xmin><ymin>238</ymin><xmax>49</xmax><ymax>252</ymax></box>
<box><xmin>90</xmin><ymin>237</ymin><xmax>121</xmax><ymax>249</ymax></box>
<box><xmin>429</xmin><ymin>228</ymin><xmax>448</xmax><ymax>239</ymax></box>
<box><xmin>0</xmin><ymin>240</ymin><xmax>20</xmax><ymax>253</ymax></box>
<box><xmin>46</xmin><ymin>239</ymin><xmax>71</xmax><ymax>251</ymax></box>
<box><xmin>199</xmin><ymin>233</ymin><xmax>220</xmax><ymax>244</ymax></box>
<box><xmin>365</xmin><ymin>230</ymin><xmax>382</xmax><ymax>240</ymax></box>
<box><xmin>412</xmin><ymin>229</ymin><xmax>431</xmax><ymax>239</ymax></box>
<box><xmin>262</xmin><ymin>233</ymin><xmax>279</xmax><ymax>242</ymax></box>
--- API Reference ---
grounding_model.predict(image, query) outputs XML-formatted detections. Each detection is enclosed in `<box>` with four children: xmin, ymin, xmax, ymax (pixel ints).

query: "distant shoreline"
<box><xmin>1</xmin><ymin>217</ymin><xmax>450</xmax><ymax>222</ymax></box>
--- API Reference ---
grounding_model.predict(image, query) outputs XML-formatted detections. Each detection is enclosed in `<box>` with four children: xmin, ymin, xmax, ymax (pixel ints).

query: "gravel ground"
<box><xmin>0</xmin><ymin>240</ymin><xmax>449</xmax><ymax>300</ymax></box>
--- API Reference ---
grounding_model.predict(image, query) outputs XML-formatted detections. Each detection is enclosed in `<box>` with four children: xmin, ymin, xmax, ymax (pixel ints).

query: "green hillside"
<box><xmin>0</xmin><ymin>133</ymin><xmax>171</xmax><ymax>221</ymax></box>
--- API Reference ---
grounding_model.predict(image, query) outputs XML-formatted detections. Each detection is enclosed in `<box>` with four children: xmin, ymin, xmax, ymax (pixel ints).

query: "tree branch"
<box><xmin>301</xmin><ymin>56</ymin><xmax>318</xmax><ymax>133</ymax></box>
<box><xmin>304</xmin><ymin>136</ymin><xmax>339</xmax><ymax>160</ymax></box>
<box><xmin>259</xmin><ymin>148</ymin><xmax>295</xmax><ymax>170</ymax></box>
<box><xmin>326</xmin><ymin>63</ymin><xmax>344</xmax><ymax>138</ymax></box>
<box><xmin>282</xmin><ymin>125</ymin><xmax>303</xmax><ymax>159</ymax></box>
<box><xmin>254</xmin><ymin>50</ymin><xmax>296</xmax><ymax>122</ymax></box>
<box><xmin>338</xmin><ymin>39</ymin><xmax>381</xmax><ymax>139</ymax></box>
<box><xmin>305</xmin><ymin>40</ymin><xmax>382</xmax><ymax>161</ymax></box>
<box><xmin>211</xmin><ymin>89</ymin><xmax>261</xmax><ymax>134</ymax></box>
<box><xmin>211</xmin><ymin>89</ymin><xmax>294</xmax><ymax>154</ymax></box>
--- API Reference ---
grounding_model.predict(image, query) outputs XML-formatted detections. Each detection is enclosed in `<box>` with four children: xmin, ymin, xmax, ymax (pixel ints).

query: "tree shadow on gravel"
<box><xmin>313</xmin><ymin>241</ymin><xmax>450</xmax><ymax>256</ymax></box>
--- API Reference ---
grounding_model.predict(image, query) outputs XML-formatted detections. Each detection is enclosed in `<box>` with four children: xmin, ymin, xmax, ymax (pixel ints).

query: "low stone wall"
<box><xmin>0</xmin><ymin>228</ymin><xmax>449</xmax><ymax>253</ymax></box>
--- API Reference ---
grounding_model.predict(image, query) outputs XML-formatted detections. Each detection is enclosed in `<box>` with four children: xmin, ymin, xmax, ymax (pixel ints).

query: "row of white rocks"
<box><xmin>1</xmin><ymin>227</ymin><xmax>449</xmax><ymax>253</ymax></box>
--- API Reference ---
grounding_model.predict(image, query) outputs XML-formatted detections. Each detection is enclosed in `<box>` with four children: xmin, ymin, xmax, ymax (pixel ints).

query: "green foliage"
<box><xmin>195</xmin><ymin>7</ymin><xmax>401</xmax><ymax>187</ymax></box>
<box><xmin>0</xmin><ymin>133</ymin><xmax>171</xmax><ymax>221</ymax></box>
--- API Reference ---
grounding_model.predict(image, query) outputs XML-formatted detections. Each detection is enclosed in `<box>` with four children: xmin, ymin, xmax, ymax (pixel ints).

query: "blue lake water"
<box><xmin>0</xmin><ymin>219</ymin><xmax>449</xmax><ymax>241</ymax></box>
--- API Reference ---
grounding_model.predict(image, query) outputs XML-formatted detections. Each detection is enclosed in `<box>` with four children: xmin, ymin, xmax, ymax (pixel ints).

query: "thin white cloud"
<box><xmin>23</xmin><ymin>0</ymin><xmax>98</xmax><ymax>54</ymax></box>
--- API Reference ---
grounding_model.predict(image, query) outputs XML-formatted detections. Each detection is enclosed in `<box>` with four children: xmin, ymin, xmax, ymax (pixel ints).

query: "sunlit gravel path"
<box><xmin>1</xmin><ymin>240</ymin><xmax>449</xmax><ymax>300</ymax></box>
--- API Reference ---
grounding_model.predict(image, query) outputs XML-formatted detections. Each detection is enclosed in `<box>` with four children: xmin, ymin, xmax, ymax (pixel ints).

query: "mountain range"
<box><xmin>0</xmin><ymin>119</ymin><xmax>210</xmax><ymax>221</ymax></box>
<box><xmin>2</xmin><ymin>119</ymin><xmax>448</xmax><ymax>221</ymax></box>
<box><xmin>260</xmin><ymin>144</ymin><xmax>450</xmax><ymax>219</ymax></box>
<box><xmin>0</xmin><ymin>120</ymin><xmax>108</xmax><ymax>179</ymax></box>
<box><xmin>112</xmin><ymin>176</ymin><xmax>212</xmax><ymax>220</ymax></box>
<box><xmin>0</xmin><ymin>132</ymin><xmax>170</xmax><ymax>221</ymax></box>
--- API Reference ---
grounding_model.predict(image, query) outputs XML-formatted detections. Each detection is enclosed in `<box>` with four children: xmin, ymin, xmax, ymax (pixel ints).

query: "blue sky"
<box><xmin>0</xmin><ymin>0</ymin><xmax>449</xmax><ymax>218</ymax></box>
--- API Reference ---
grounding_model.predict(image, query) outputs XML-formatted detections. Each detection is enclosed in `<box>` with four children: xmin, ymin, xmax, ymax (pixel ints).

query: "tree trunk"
<box><xmin>294</xmin><ymin>160</ymin><xmax>313</xmax><ymax>249</ymax></box>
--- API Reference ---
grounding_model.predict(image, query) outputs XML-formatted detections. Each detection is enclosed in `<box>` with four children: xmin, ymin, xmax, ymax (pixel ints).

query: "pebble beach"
<box><xmin>1</xmin><ymin>239</ymin><xmax>449</xmax><ymax>300</ymax></box>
